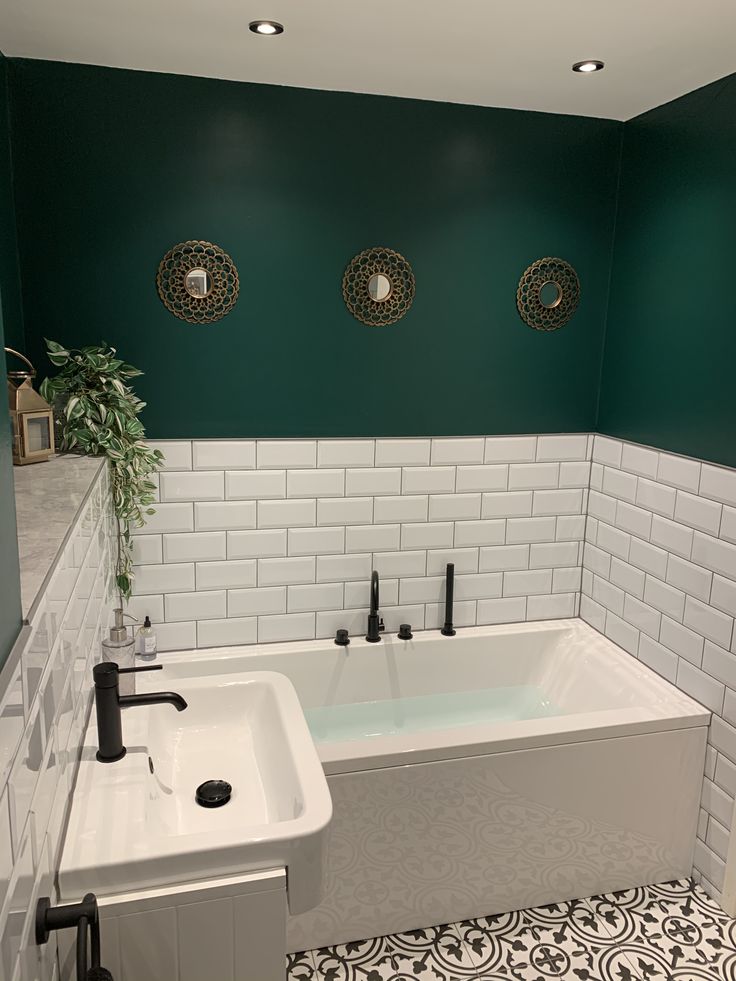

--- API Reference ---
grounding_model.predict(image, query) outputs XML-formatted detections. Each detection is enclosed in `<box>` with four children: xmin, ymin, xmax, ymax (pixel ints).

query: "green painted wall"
<box><xmin>0</xmin><ymin>53</ymin><xmax>23</xmax><ymax>668</ymax></box>
<box><xmin>598</xmin><ymin>73</ymin><xmax>736</xmax><ymax>468</ymax></box>
<box><xmin>8</xmin><ymin>60</ymin><xmax>622</xmax><ymax>439</ymax></box>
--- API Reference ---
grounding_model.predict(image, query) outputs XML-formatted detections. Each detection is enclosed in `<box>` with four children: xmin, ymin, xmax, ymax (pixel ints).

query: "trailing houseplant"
<box><xmin>39</xmin><ymin>339</ymin><xmax>162</xmax><ymax>603</ymax></box>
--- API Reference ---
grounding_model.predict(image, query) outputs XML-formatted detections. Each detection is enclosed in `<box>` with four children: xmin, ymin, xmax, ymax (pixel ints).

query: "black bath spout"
<box><xmin>366</xmin><ymin>570</ymin><xmax>384</xmax><ymax>642</ymax></box>
<box><xmin>93</xmin><ymin>662</ymin><xmax>188</xmax><ymax>763</ymax></box>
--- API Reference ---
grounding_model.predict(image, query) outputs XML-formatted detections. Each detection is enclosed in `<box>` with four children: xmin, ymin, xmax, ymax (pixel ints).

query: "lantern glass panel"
<box><xmin>26</xmin><ymin>415</ymin><xmax>51</xmax><ymax>452</ymax></box>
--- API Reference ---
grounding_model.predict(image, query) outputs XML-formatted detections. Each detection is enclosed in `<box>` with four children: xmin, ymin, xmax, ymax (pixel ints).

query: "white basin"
<box><xmin>59</xmin><ymin>671</ymin><xmax>332</xmax><ymax>914</ymax></box>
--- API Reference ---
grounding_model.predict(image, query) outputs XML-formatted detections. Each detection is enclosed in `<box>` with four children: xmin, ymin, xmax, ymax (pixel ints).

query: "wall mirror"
<box><xmin>157</xmin><ymin>240</ymin><xmax>239</xmax><ymax>324</ymax></box>
<box><xmin>516</xmin><ymin>256</ymin><xmax>580</xmax><ymax>331</ymax></box>
<box><xmin>342</xmin><ymin>247</ymin><xmax>416</xmax><ymax>327</ymax></box>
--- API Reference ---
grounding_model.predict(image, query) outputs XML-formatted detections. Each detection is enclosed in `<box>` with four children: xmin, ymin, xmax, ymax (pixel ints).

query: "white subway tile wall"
<box><xmin>133</xmin><ymin>437</ymin><xmax>591</xmax><ymax>650</ymax></box>
<box><xmin>0</xmin><ymin>467</ymin><xmax>114</xmax><ymax>981</ymax></box>
<box><xmin>582</xmin><ymin>435</ymin><xmax>736</xmax><ymax>903</ymax></box>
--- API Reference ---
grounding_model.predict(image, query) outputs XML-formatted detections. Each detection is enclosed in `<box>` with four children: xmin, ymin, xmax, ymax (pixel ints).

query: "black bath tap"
<box><xmin>366</xmin><ymin>570</ymin><xmax>385</xmax><ymax>642</ymax></box>
<box><xmin>93</xmin><ymin>661</ymin><xmax>187</xmax><ymax>763</ymax></box>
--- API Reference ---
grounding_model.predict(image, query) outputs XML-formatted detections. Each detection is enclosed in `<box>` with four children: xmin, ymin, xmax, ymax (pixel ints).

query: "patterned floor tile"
<box><xmin>313</xmin><ymin>936</ymin><xmax>399</xmax><ymax>981</ymax></box>
<box><xmin>588</xmin><ymin>878</ymin><xmax>736</xmax><ymax>979</ymax></box>
<box><xmin>387</xmin><ymin>923</ymin><xmax>478</xmax><ymax>979</ymax></box>
<box><xmin>289</xmin><ymin>949</ymin><xmax>318</xmax><ymax>980</ymax></box>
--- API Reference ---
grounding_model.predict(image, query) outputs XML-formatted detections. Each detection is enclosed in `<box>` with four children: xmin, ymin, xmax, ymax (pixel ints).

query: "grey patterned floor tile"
<box><xmin>289</xmin><ymin>949</ymin><xmax>318</xmax><ymax>980</ymax></box>
<box><xmin>387</xmin><ymin>923</ymin><xmax>479</xmax><ymax>979</ymax></box>
<box><xmin>313</xmin><ymin>936</ymin><xmax>398</xmax><ymax>981</ymax></box>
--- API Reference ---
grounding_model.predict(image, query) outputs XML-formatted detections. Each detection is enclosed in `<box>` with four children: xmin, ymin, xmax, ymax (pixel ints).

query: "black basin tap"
<box><xmin>366</xmin><ymin>570</ymin><xmax>384</xmax><ymax>642</ymax></box>
<box><xmin>93</xmin><ymin>661</ymin><xmax>187</xmax><ymax>763</ymax></box>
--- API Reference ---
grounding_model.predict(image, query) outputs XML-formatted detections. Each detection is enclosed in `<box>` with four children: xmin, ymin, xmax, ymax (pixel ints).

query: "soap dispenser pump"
<box><xmin>101</xmin><ymin>609</ymin><xmax>136</xmax><ymax>695</ymax></box>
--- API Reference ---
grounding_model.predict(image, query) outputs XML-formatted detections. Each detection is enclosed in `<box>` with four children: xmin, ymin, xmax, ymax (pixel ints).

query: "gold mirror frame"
<box><xmin>342</xmin><ymin>247</ymin><xmax>416</xmax><ymax>327</ymax></box>
<box><xmin>157</xmin><ymin>240</ymin><xmax>239</xmax><ymax>324</ymax></box>
<box><xmin>516</xmin><ymin>256</ymin><xmax>580</xmax><ymax>331</ymax></box>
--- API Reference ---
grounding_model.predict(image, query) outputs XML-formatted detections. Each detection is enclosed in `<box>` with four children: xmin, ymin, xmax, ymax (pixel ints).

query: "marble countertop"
<box><xmin>14</xmin><ymin>454</ymin><xmax>105</xmax><ymax>618</ymax></box>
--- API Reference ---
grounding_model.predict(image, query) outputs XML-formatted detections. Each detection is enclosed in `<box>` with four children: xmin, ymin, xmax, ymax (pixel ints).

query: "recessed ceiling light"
<box><xmin>572</xmin><ymin>60</ymin><xmax>604</xmax><ymax>73</ymax></box>
<box><xmin>249</xmin><ymin>20</ymin><xmax>284</xmax><ymax>35</ymax></box>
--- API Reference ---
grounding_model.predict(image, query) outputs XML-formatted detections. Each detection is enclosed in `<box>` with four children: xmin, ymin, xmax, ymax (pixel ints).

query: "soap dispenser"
<box><xmin>101</xmin><ymin>608</ymin><xmax>136</xmax><ymax>695</ymax></box>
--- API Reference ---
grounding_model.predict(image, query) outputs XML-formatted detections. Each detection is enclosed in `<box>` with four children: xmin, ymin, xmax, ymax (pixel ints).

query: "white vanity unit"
<box><xmin>58</xmin><ymin>671</ymin><xmax>332</xmax><ymax>981</ymax></box>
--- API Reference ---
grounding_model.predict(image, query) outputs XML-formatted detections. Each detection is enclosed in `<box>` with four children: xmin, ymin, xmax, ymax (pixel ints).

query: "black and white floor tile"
<box><xmin>286</xmin><ymin>879</ymin><xmax>736</xmax><ymax>981</ymax></box>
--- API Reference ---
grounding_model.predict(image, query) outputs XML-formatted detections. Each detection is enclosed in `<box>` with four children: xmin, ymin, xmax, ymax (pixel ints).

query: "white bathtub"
<box><xmin>154</xmin><ymin>618</ymin><xmax>709</xmax><ymax>950</ymax></box>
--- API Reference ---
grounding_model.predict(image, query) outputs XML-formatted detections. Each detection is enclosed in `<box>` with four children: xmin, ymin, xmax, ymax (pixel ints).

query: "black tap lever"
<box><xmin>36</xmin><ymin>893</ymin><xmax>114</xmax><ymax>981</ymax></box>
<box><xmin>441</xmin><ymin>562</ymin><xmax>456</xmax><ymax>636</ymax></box>
<box><xmin>94</xmin><ymin>661</ymin><xmax>187</xmax><ymax>763</ymax></box>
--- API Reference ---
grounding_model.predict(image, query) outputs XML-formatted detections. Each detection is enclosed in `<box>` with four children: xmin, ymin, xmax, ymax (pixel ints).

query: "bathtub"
<box><xmin>154</xmin><ymin>618</ymin><xmax>709</xmax><ymax>950</ymax></box>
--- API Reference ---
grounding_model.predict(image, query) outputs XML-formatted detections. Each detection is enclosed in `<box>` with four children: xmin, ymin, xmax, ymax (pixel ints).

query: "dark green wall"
<box><xmin>0</xmin><ymin>53</ymin><xmax>23</xmax><ymax>668</ymax></box>
<box><xmin>8</xmin><ymin>60</ymin><xmax>621</xmax><ymax>439</ymax></box>
<box><xmin>598</xmin><ymin>73</ymin><xmax>736</xmax><ymax>468</ymax></box>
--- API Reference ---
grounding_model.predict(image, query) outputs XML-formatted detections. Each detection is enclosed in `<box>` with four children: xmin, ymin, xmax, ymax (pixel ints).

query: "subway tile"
<box><xmin>422</xmin><ymin>549</ymin><xmax>477</xmax><ymax>577</ymax></box>
<box><xmin>556</xmin><ymin>515</ymin><xmax>586</xmax><ymax>541</ymax></box>
<box><xmin>131</xmin><ymin>502</ymin><xmax>193</xmax><ymax>535</ymax></box>
<box><xmin>615</xmin><ymin>501</ymin><xmax>652</xmax><ymax>540</ymax></box>
<box><xmin>154</xmin><ymin>620</ymin><xmax>196</xmax><ymax>651</ymax></box>
<box><xmin>287</xmin><ymin>469</ymin><xmax>344</xmax><ymax>498</ymax></box>
<box><xmin>288</xmin><ymin>526</ymin><xmax>345</xmax><ymax>555</ymax></box>
<box><xmin>165</xmin><ymin>590</ymin><xmax>226</xmax><ymax>622</ymax></box>
<box><xmin>651</xmin><ymin>514</ymin><xmax>693</xmax><ymax>559</ymax></box>
<box><xmin>684</xmin><ymin>596</ymin><xmax>734</xmax><ymax>649</ymax></box>
<box><xmin>133</xmin><ymin>562</ymin><xmax>195</xmax><ymax>595</ymax></box>
<box><xmin>711</xmin><ymin>576</ymin><xmax>736</xmax><ymax>617</ymax></box>
<box><xmin>658</xmin><ymin>452</ymin><xmax>701</xmax><ymax>493</ymax></box>
<box><xmin>603</xmin><ymin>467</ymin><xmax>638</xmax><ymax>504</ymax></box>
<box><xmin>316</xmin><ymin>608</ymin><xmax>373</xmax><ymax>640</ymax></box>
<box><xmin>592</xmin><ymin>435</ymin><xmax>623</xmax><ymax>468</ymax></box>
<box><xmin>623</xmin><ymin>594</ymin><xmax>661</xmax><ymax>639</ymax></box>
<box><xmin>643</xmin><ymin>576</ymin><xmax>686</xmax><ymax>622</ymax></box>
<box><xmin>532</xmin><ymin>488</ymin><xmax>583</xmax><ymax>516</ymax></box>
<box><xmin>126</xmin><ymin>593</ymin><xmax>164</xmax><ymax>623</ymax></box>
<box><xmin>660</xmin><ymin>616</ymin><xmax>705</xmax><ymax>666</ymax></box>
<box><xmin>257</xmin><ymin>613</ymin><xmax>315</xmax><ymax>644</ymax></box>
<box><xmin>381</xmin><ymin>605</ymin><xmax>426</xmax><ymax>633</ymax></box>
<box><xmin>259</xmin><ymin>556</ymin><xmax>316</xmax><ymax>586</ymax></box>
<box><xmin>228</xmin><ymin>586</ymin><xmax>286</xmax><ymax>617</ymax></box>
<box><xmin>506</xmin><ymin>517</ymin><xmax>556</xmax><ymax>544</ymax></box>
<box><xmin>318</xmin><ymin>496</ymin><xmax>374</xmax><ymax>526</ymax></box>
<box><xmin>317</xmin><ymin>439</ymin><xmax>374</xmax><ymax>468</ymax></box>
<box><xmin>536</xmin><ymin>434</ymin><xmax>588</xmax><ymax>462</ymax></box>
<box><xmin>621</xmin><ymin>443</ymin><xmax>659</xmax><ymax>479</ymax></box>
<box><xmin>159</xmin><ymin>471</ymin><xmax>224</xmax><ymax>503</ymax></box>
<box><xmin>195</xmin><ymin>560</ymin><xmax>257</xmax><ymax>590</ymax></box>
<box><xmin>693</xmin><ymin>839</ymin><xmax>725</xmax><ymax>892</ymax></box>
<box><xmin>479</xmin><ymin>545</ymin><xmax>529</xmax><ymax>572</ymax></box>
<box><xmin>455</xmin><ymin>465</ymin><xmax>508</xmax><ymax>493</ymax></box>
<box><xmin>705</xmin><ymin>814</ymin><xmax>731</xmax><ymax>863</ymax></box>
<box><xmin>527</xmin><ymin>592</ymin><xmax>576</xmax><ymax>620</ymax></box>
<box><xmin>711</xmin><ymin>716</ymin><xmax>736</xmax><ymax>765</ymax></box>
<box><xmin>692</xmin><ymin>532</ymin><xmax>736</xmax><ymax>580</ymax></box>
<box><xmin>258</xmin><ymin>498</ymin><xmax>316</xmax><ymax>529</ymax></box>
<box><xmin>715</xmin><ymin>754</ymin><xmax>736</xmax><ymax>797</ymax></box>
<box><xmin>677</xmin><ymin>660</ymin><xmax>724</xmax><ymax>713</ymax></box>
<box><xmin>429</xmin><ymin>494</ymin><xmax>481</xmax><ymax>522</ymax></box>
<box><xmin>596</xmin><ymin>522</ymin><xmax>631</xmax><ymax>560</ymax></box>
<box><xmin>346</xmin><ymin>524</ymin><xmax>399</xmax><ymax>553</ymax></box>
<box><xmin>148</xmin><ymin>440</ymin><xmax>192</xmax><ymax>470</ymax></box>
<box><xmin>163</xmin><ymin>531</ymin><xmax>226</xmax><ymax>562</ymax></box>
<box><xmin>399</xmin><ymin>576</ymin><xmax>445</xmax><ymax>604</ymax></box>
<box><xmin>455</xmin><ymin>573</ymin><xmax>504</xmax><ymax>601</ymax></box>
<box><xmin>192</xmin><ymin>440</ymin><xmax>255</xmax><ymax>470</ymax></box>
<box><xmin>553</xmin><ymin>566</ymin><xmax>582</xmax><ymax>592</ymax></box>
<box><xmin>345</xmin><ymin>579</ymin><xmax>398</xmax><ymax>609</ymax></box>
<box><xmin>8</xmin><ymin>705</ymin><xmax>43</xmax><ymax>850</ymax></box>
<box><xmin>197</xmin><ymin>617</ymin><xmax>257</xmax><ymax>648</ymax></box>
<box><xmin>316</xmin><ymin>553</ymin><xmax>372</xmax><ymax>582</ymax></box>
<box><xmin>484</xmin><ymin>436</ymin><xmax>536</xmax><ymax>463</ymax></box>
<box><xmin>703</xmin><ymin>641</ymin><xmax>736</xmax><ymax>688</ymax></box>
<box><xmin>346</xmin><ymin>468</ymin><xmax>401</xmax><ymax>497</ymax></box>
<box><xmin>702</xmin><ymin>776</ymin><xmax>735</xmax><ymax>830</ymax></box>
<box><xmin>503</xmin><ymin>569</ymin><xmax>552</xmax><ymax>597</ymax></box>
<box><xmin>227</xmin><ymin>528</ymin><xmax>287</xmax><ymax>559</ymax></box>
<box><xmin>508</xmin><ymin>463</ymin><xmax>559</xmax><ymax>490</ymax></box>
<box><xmin>194</xmin><ymin>501</ymin><xmax>256</xmax><ymax>531</ymax></box>
<box><xmin>372</xmin><ymin>551</ymin><xmax>426</xmax><ymax>578</ymax></box>
<box><xmin>674</xmin><ymin>491</ymin><xmax>722</xmax><ymax>536</ymax></box>
<box><xmin>373</xmin><ymin>496</ymin><xmax>427</xmax><ymax>524</ymax></box>
<box><xmin>701</xmin><ymin>464</ymin><xmax>736</xmax><ymax>507</ymax></box>
<box><xmin>288</xmin><ymin>583</ymin><xmax>344</xmax><ymax>614</ymax></box>
<box><xmin>402</xmin><ymin>467</ymin><xmax>456</xmax><ymax>495</ymax></box>
<box><xmin>477</xmin><ymin>596</ymin><xmax>527</xmax><ymax>625</ymax></box>
<box><xmin>257</xmin><ymin>440</ymin><xmax>316</xmax><ymax>469</ymax></box>
<box><xmin>425</xmin><ymin>600</ymin><xmax>477</xmax><ymax>629</ymax></box>
<box><xmin>609</xmin><ymin>557</ymin><xmax>645</xmax><ymax>599</ymax></box>
<box><xmin>132</xmin><ymin>535</ymin><xmax>163</xmax><ymax>565</ymax></box>
<box><xmin>529</xmin><ymin>541</ymin><xmax>579</xmax><ymax>569</ymax></box>
<box><xmin>721</xmin><ymin>508</ymin><xmax>736</xmax><ymax>545</ymax></box>
<box><xmin>226</xmin><ymin>470</ymin><xmax>286</xmax><ymax>500</ymax></box>
<box><xmin>638</xmin><ymin>634</ymin><xmax>678</xmax><ymax>683</ymax></box>
<box><xmin>592</xmin><ymin>575</ymin><xmax>625</xmax><ymax>616</ymax></box>
<box><xmin>481</xmin><ymin>491</ymin><xmax>533</xmax><ymax>519</ymax></box>
<box><xmin>588</xmin><ymin>490</ymin><xmax>617</xmax><ymax>524</ymax></box>
<box><xmin>590</xmin><ymin>463</ymin><xmax>604</xmax><ymax>491</ymax></box>
<box><xmin>430</xmin><ymin>437</ymin><xmax>485</xmax><ymax>465</ymax></box>
<box><xmin>666</xmin><ymin>554</ymin><xmax>712</xmax><ymax>602</ymax></box>
<box><xmin>629</xmin><ymin>537</ymin><xmax>669</xmax><ymax>579</ymax></box>
<box><xmin>401</xmin><ymin>522</ymin><xmax>454</xmax><ymax>550</ymax></box>
<box><xmin>559</xmin><ymin>461</ymin><xmax>591</xmax><ymax>488</ymax></box>
<box><xmin>0</xmin><ymin>790</ymin><xmax>13</xmax><ymax>913</ymax></box>
<box><xmin>604</xmin><ymin>612</ymin><xmax>640</xmax><ymax>655</ymax></box>
<box><xmin>375</xmin><ymin>439</ymin><xmax>430</xmax><ymax>466</ymax></box>
<box><xmin>580</xmin><ymin>594</ymin><xmax>606</xmax><ymax>632</ymax></box>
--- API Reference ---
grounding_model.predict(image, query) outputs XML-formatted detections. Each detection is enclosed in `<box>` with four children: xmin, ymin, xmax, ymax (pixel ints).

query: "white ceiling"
<box><xmin>3</xmin><ymin>0</ymin><xmax>736</xmax><ymax>121</ymax></box>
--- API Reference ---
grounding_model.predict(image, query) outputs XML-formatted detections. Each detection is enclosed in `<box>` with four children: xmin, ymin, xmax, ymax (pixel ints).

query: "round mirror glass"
<box><xmin>367</xmin><ymin>273</ymin><xmax>392</xmax><ymax>302</ymax></box>
<box><xmin>538</xmin><ymin>280</ymin><xmax>562</xmax><ymax>308</ymax></box>
<box><xmin>184</xmin><ymin>268</ymin><xmax>213</xmax><ymax>298</ymax></box>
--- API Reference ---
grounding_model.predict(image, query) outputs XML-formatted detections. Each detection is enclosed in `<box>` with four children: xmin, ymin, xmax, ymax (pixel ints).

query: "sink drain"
<box><xmin>195</xmin><ymin>779</ymin><xmax>232</xmax><ymax>808</ymax></box>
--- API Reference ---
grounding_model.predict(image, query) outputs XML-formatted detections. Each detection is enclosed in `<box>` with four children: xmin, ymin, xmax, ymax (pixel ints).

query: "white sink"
<box><xmin>59</xmin><ymin>671</ymin><xmax>332</xmax><ymax>914</ymax></box>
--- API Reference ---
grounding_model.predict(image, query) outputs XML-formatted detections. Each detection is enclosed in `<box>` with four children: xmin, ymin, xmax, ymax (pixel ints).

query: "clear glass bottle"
<box><xmin>101</xmin><ymin>608</ymin><xmax>136</xmax><ymax>695</ymax></box>
<box><xmin>138</xmin><ymin>616</ymin><xmax>158</xmax><ymax>661</ymax></box>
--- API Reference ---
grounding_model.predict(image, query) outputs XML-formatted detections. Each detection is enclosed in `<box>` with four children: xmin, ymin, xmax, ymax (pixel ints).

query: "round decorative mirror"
<box><xmin>342</xmin><ymin>247</ymin><xmax>415</xmax><ymax>326</ymax></box>
<box><xmin>184</xmin><ymin>268</ymin><xmax>213</xmax><ymax>298</ymax></box>
<box><xmin>516</xmin><ymin>257</ymin><xmax>580</xmax><ymax>331</ymax></box>
<box><xmin>156</xmin><ymin>240</ymin><xmax>239</xmax><ymax>324</ymax></box>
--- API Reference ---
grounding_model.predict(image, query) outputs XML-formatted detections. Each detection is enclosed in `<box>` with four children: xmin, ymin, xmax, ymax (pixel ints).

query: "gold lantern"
<box><xmin>5</xmin><ymin>347</ymin><xmax>56</xmax><ymax>465</ymax></box>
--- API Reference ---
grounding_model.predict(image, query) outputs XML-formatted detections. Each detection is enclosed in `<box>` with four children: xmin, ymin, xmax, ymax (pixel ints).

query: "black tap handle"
<box><xmin>118</xmin><ymin>664</ymin><xmax>163</xmax><ymax>674</ymax></box>
<box><xmin>379</xmin><ymin>618</ymin><xmax>385</xmax><ymax>632</ymax></box>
